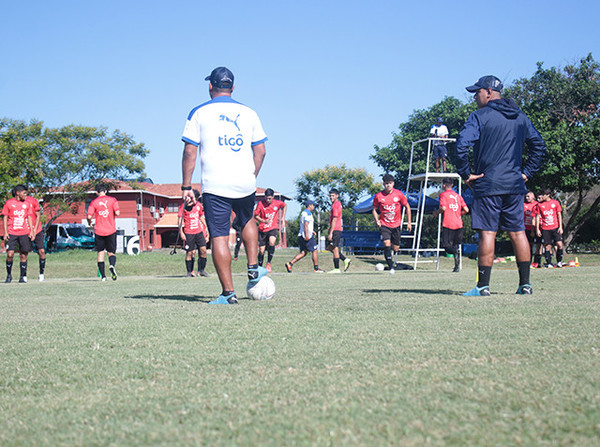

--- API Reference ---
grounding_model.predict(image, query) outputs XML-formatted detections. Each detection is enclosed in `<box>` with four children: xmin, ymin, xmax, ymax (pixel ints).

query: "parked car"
<box><xmin>45</xmin><ymin>223</ymin><xmax>95</xmax><ymax>252</ymax></box>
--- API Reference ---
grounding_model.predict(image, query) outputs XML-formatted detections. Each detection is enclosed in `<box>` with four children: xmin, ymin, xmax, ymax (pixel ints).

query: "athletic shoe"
<box><xmin>545</xmin><ymin>263</ymin><xmax>554</xmax><ymax>269</ymax></box>
<box><xmin>516</xmin><ymin>284</ymin><xmax>533</xmax><ymax>295</ymax></box>
<box><xmin>233</xmin><ymin>257</ymin><xmax>238</xmax><ymax>261</ymax></box>
<box><xmin>452</xmin><ymin>266</ymin><xmax>460</xmax><ymax>273</ymax></box>
<box><xmin>5</xmin><ymin>275</ymin><xmax>12</xmax><ymax>284</ymax></box>
<box><xmin>463</xmin><ymin>286</ymin><xmax>491</xmax><ymax>296</ymax></box>
<box><xmin>186</xmin><ymin>272</ymin><xmax>195</xmax><ymax>278</ymax></box>
<box><xmin>556</xmin><ymin>261</ymin><xmax>563</xmax><ymax>268</ymax></box>
<box><xmin>343</xmin><ymin>258</ymin><xmax>352</xmax><ymax>272</ymax></box>
<box><xmin>39</xmin><ymin>274</ymin><xmax>45</xmax><ymax>282</ymax></box>
<box><xmin>313</xmin><ymin>268</ymin><xmax>325</xmax><ymax>273</ymax></box>
<box><xmin>266</xmin><ymin>262</ymin><xmax>272</xmax><ymax>273</ymax></box>
<box><xmin>101</xmin><ymin>277</ymin><xmax>107</xmax><ymax>282</ymax></box>
<box><xmin>530</xmin><ymin>262</ymin><xmax>538</xmax><ymax>269</ymax></box>
<box><xmin>197</xmin><ymin>270</ymin><xmax>209</xmax><ymax>278</ymax></box>
<box><xmin>389</xmin><ymin>268</ymin><xmax>395</xmax><ymax>275</ymax></box>
<box><xmin>327</xmin><ymin>268</ymin><xmax>341</xmax><ymax>274</ymax></box>
<box><xmin>109</xmin><ymin>265</ymin><xmax>118</xmax><ymax>280</ymax></box>
<box><xmin>19</xmin><ymin>276</ymin><xmax>28</xmax><ymax>283</ymax></box>
<box><xmin>209</xmin><ymin>292</ymin><xmax>238</xmax><ymax>305</ymax></box>
<box><xmin>247</xmin><ymin>266</ymin><xmax>268</xmax><ymax>285</ymax></box>
<box><xmin>285</xmin><ymin>262</ymin><xmax>293</xmax><ymax>273</ymax></box>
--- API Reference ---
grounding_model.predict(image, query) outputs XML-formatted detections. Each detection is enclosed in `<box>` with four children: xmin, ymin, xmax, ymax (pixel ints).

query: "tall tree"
<box><xmin>506</xmin><ymin>54</ymin><xmax>600</xmax><ymax>246</ymax></box>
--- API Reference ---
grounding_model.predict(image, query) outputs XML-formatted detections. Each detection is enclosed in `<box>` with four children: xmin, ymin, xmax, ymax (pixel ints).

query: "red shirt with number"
<box><xmin>373</xmin><ymin>189</ymin><xmax>408</xmax><ymax>228</ymax></box>
<box><xmin>178</xmin><ymin>202</ymin><xmax>205</xmax><ymax>235</ymax></box>
<box><xmin>523</xmin><ymin>200</ymin><xmax>539</xmax><ymax>231</ymax></box>
<box><xmin>2</xmin><ymin>198</ymin><xmax>33</xmax><ymax>236</ymax></box>
<box><xmin>254</xmin><ymin>199</ymin><xmax>285</xmax><ymax>232</ymax></box>
<box><xmin>439</xmin><ymin>190</ymin><xmax>467</xmax><ymax>230</ymax></box>
<box><xmin>538</xmin><ymin>199</ymin><xmax>562</xmax><ymax>230</ymax></box>
<box><xmin>330</xmin><ymin>200</ymin><xmax>343</xmax><ymax>231</ymax></box>
<box><xmin>25</xmin><ymin>196</ymin><xmax>43</xmax><ymax>234</ymax></box>
<box><xmin>88</xmin><ymin>196</ymin><xmax>119</xmax><ymax>236</ymax></box>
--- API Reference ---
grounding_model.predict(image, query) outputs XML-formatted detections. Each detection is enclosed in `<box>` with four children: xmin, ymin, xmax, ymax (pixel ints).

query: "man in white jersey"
<box><xmin>181</xmin><ymin>66</ymin><xmax>268</xmax><ymax>304</ymax></box>
<box><xmin>285</xmin><ymin>200</ymin><xmax>324</xmax><ymax>273</ymax></box>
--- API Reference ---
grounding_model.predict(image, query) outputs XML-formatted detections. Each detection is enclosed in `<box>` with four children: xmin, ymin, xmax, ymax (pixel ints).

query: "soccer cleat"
<box><xmin>463</xmin><ymin>286</ymin><xmax>491</xmax><ymax>296</ymax></box>
<box><xmin>39</xmin><ymin>274</ymin><xmax>45</xmax><ymax>282</ymax></box>
<box><xmin>266</xmin><ymin>262</ymin><xmax>272</xmax><ymax>273</ymax></box>
<box><xmin>197</xmin><ymin>270</ymin><xmax>209</xmax><ymax>277</ymax></box>
<box><xmin>19</xmin><ymin>276</ymin><xmax>28</xmax><ymax>283</ymax></box>
<box><xmin>285</xmin><ymin>262</ymin><xmax>293</xmax><ymax>273</ymax></box>
<box><xmin>101</xmin><ymin>277</ymin><xmax>107</xmax><ymax>282</ymax></box>
<box><xmin>389</xmin><ymin>268</ymin><xmax>395</xmax><ymax>275</ymax></box>
<box><xmin>109</xmin><ymin>265</ymin><xmax>118</xmax><ymax>280</ymax></box>
<box><xmin>233</xmin><ymin>257</ymin><xmax>238</xmax><ymax>261</ymax></box>
<box><xmin>530</xmin><ymin>262</ymin><xmax>538</xmax><ymax>269</ymax></box>
<box><xmin>313</xmin><ymin>268</ymin><xmax>325</xmax><ymax>273</ymax></box>
<box><xmin>5</xmin><ymin>275</ymin><xmax>12</xmax><ymax>284</ymax></box>
<box><xmin>556</xmin><ymin>261</ymin><xmax>563</xmax><ymax>268</ymax></box>
<box><xmin>186</xmin><ymin>272</ymin><xmax>195</xmax><ymax>278</ymax></box>
<box><xmin>343</xmin><ymin>258</ymin><xmax>352</xmax><ymax>272</ymax></box>
<box><xmin>452</xmin><ymin>266</ymin><xmax>460</xmax><ymax>273</ymax></box>
<box><xmin>209</xmin><ymin>292</ymin><xmax>238</xmax><ymax>305</ymax></box>
<box><xmin>327</xmin><ymin>268</ymin><xmax>341</xmax><ymax>274</ymax></box>
<box><xmin>247</xmin><ymin>266</ymin><xmax>268</xmax><ymax>285</ymax></box>
<box><xmin>516</xmin><ymin>284</ymin><xmax>533</xmax><ymax>295</ymax></box>
<box><xmin>545</xmin><ymin>263</ymin><xmax>554</xmax><ymax>269</ymax></box>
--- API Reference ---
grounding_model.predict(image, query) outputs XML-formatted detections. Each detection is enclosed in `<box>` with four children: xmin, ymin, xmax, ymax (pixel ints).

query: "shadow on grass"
<box><xmin>124</xmin><ymin>294</ymin><xmax>214</xmax><ymax>303</ymax></box>
<box><xmin>362</xmin><ymin>288</ymin><xmax>461</xmax><ymax>295</ymax></box>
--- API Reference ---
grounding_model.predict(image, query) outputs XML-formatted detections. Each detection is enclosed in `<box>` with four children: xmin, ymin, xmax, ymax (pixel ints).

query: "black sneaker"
<box><xmin>109</xmin><ymin>265</ymin><xmax>118</xmax><ymax>280</ymax></box>
<box><xmin>452</xmin><ymin>266</ymin><xmax>460</xmax><ymax>273</ymax></box>
<box><xmin>19</xmin><ymin>276</ymin><xmax>28</xmax><ymax>283</ymax></box>
<box><xmin>5</xmin><ymin>275</ymin><xmax>12</xmax><ymax>284</ymax></box>
<box><xmin>516</xmin><ymin>284</ymin><xmax>533</xmax><ymax>295</ymax></box>
<box><xmin>285</xmin><ymin>262</ymin><xmax>292</xmax><ymax>273</ymax></box>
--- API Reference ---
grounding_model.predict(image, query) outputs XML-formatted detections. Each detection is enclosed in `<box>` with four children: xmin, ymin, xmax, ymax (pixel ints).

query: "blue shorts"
<box><xmin>471</xmin><ymin>194</ymin><xmax>525</xmax><ymax>232</ymax></box>
<box><xmin>202</xmin><ymin>193</ymin><xmax>256</xmax><ymax>238</ymax></box>
<box><xmin>433</xmin><ymin>144</ymin><xmax>447</xmax><ymax>159</ymax></box>
<box><xmin>299</xmin><ymin>236</ymin><xmax>318</xmax><ymax>253</ymax></box>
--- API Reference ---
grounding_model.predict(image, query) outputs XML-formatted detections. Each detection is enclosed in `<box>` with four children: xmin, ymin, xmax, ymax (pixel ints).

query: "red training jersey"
<box><xmin>373</xmin><ymin>189</ymin><xmax>408</xmax><ymax>228</ymax></box>
<box><xmin>178</xmin><ymin>202</ymin><xmax>205</xmax><ymax>235</ymax></box>
<box><xmin>25</xmin><ymin>196</ymin><xmax>43</xmax><ymax>234</ymax></box>
<box><xmin>88</xmin><ymin>195</ymin><xmax>119</xmax><ymax>236</ymax></box>
<box><xmin>2</xmin><ymin>198</ymin><xmax>33</xmax><ymax>236</ymax></box>
<box><xmin>439</xmin><ymin>190</ymin><xmax>467</xmax><ymax>230</ymax></box>
<box><xmin>523</xmin><ymin>200</ymin><xmax>539</xmax><ymax>231</ymax></box>
<box><xmin>254</xmin><ymin>199</ymin><xmax>285</xmax><ymax>232</ymax></box>
<box><xmin>538</xmin><ymin>199</ymin><xmax>562</xmax><ymax>230</ymax></box>
<box><xmin>330</xmin><ymin>200</ymin><xmax>343</xmax><ymax>231</ymax></box>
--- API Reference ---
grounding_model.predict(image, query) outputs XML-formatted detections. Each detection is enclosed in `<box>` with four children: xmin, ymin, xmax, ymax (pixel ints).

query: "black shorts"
<box><xmin>32</xmin><ymin>230</ymin><xmax>45</xmax><ymax>251</ymax></box>
<box><xmin>203</xmin><ymin>193</ymin><xmax>255</xmax><ymax>238</ymax></box>
<box><xmin>299</xmin><ymin>236</ymin><xmax>318</xmax><ymax>253</ymax></box>
<box><xmin>433</xmin><ymin>144</ymin><xmax>447</xmax><ymax>159</ymax></box>
<box><xmin>6</xmin><ymin>234</ymin><xmax>32</xmax><ymax>253</ymax></box>
<box><xmin>95</xmin><ymin>232</ymin><xmax>117</xmax><ymax>253</ymax></box>
<box><xmin>442</xmin><ymin>227</ymin><xmax>463</xmax><ymax>248</ymax></box>
<box><xmin>258</xmin><ymin>229</ymin><xmax>278</xmax><ymax>246</ymax></box>
<box><xmin>526</xmin><ymin>229</ymin><xmax>541</xmax><ymax>247</ymax></box>
<box><xmin>326</xmin><ymin>230</ymin><xmax>342</xmax><ymax>249</ymax></box>
<box><xmin>380</xmin><ymin>225</ymin><xmax>402</xmax><ymax>246</ymax></box>
<box><xmin>184</xmin><ymin>232</ymin><xmax>207</xmax><ymax>251</ymax></box>
<box><xmin>542</xmin><ymin>228</ymin><xmax>562</xmax><ymax>245</ymax></box>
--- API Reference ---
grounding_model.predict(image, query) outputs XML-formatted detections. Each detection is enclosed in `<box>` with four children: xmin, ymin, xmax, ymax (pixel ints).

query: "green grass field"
<box><xmin>1</xmin><ymin>249</ymin><xmax>599</xmax><ymax>446</ymax></box>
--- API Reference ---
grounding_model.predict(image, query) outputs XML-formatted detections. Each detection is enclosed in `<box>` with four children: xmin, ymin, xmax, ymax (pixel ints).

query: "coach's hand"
<box><xmin>182</xmin><ymin>189</ymin><xmax>196</xmax><ymax>205</ymax></box>
<box><xmin>465</xmin><ymin>173</ymin><xmax>484</xmax><ymax>188</ymax></box>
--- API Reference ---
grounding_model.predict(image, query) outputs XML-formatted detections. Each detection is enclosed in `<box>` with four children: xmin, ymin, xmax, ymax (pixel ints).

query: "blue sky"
<box><xmin>2</xmin><ymin>0</ymin><xmax>598</xmax><ymax>215</ymax></box>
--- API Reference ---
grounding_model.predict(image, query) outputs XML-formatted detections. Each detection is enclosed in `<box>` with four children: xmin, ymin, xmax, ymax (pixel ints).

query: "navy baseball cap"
<box><xmin>205</xmin><ymin>67</ymin><xmax>234</xmax><ymax>89</ymax></box>
<box><xmin>465</xmin><ymin>75</ymin><xmax>503</xmax><ymax>93</ymax></box>
<box><xmin>305</xmin><ymin>199</ymin><xmax>316</xmax><ymax>207</ymax></box>
<box><xmin>437</xmin><ymin>117</ymin><xmax>443</xmax><ymax>123</ymax></box>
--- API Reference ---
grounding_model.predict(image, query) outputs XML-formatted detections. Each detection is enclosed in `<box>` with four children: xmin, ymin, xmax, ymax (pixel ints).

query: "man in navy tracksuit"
<box><xmin>455</xmin><ymin>75</ymin><xmax>546</xmax><ymax>296</ymax></box>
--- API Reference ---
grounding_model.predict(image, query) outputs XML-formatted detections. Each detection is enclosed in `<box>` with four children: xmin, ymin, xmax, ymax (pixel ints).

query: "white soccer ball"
<box><xmin>246</xmin><ymin>276</ymin><xmax>276</xmax><ymax>300</ymax></box>
<box><xmin>375</xmin><ymin>263</ymin><xmax>385</xmax><ymax>271</ymax></box>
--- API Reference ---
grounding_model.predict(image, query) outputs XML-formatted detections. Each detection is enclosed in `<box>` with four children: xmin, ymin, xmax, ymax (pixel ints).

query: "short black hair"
<box><xmin>442</xmin><ymin>177</ymin><xmax>454</xmax><ymax>186</ymax></box>
<box><xmin>193</xmin><ymin>189</ymin><xmax>201</xmax><ymax>201</ymax></box>
<box><xmin>329</xmin><ymin>188</ymin><xmax>339</xmax><ymax>195</ymax></box>
<box><xmin>265</xmin><ymin>188</ymin><xmax>274</xmax><ymax>197</ymax></box>
<box><xmin>382</xmin><ymin>174</ymin><xmax>395</xmax><ymax>183</ymax></box>
<box><xmin>542</xmin><ymin>187</ymin><xmax>552</xmax><ymax>196</ymax></box>
<box><xmin>96</xmin><ymin>183</ymin><xmax>108</xmax><ymax>193</ymax></box>
<box><xmin>12</xmin><ymin>184</ymin><xmax>27</xmax><ymax>196</ymax></box>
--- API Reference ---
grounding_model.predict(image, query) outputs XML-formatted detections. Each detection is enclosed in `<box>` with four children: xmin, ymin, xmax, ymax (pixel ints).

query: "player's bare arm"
<box><xmin>405</xmin><ymin>206</ymin><xmax>413</xmax><ymax>233</ymax></box>
<box><xmin>3</xmin><ymin>215</ymin><xmax>8</xmax><ymax>241</ymax></box>
<box><xmin>558</xmin><ymin>212</ymin><xmax>563</xmax><ymax>234</ymax></box>
<box><xmin>372</xmin><ymin>208</ymin><xmax>381</xmax><ymax>228</ymax></box>
<box><xmin>252</xmin><ymin>143</ymin><xmax>266</xmax><ymax>177</ymax></box>
<box><xmin>28</xmin><ymin>215</ymin><xmax>34</xmax><ymax>239</ymax></box>
<box><xmin>182</xmin><ymin>142</ymin><xmax>198</xmax><ymax>204</ymax></box>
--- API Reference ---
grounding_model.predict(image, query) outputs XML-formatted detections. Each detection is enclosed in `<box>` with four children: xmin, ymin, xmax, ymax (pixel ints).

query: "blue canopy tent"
<box><xmin>352</xmin><ymin>192</ymin><xmax>439</xmax><ymax>214</ymax></box>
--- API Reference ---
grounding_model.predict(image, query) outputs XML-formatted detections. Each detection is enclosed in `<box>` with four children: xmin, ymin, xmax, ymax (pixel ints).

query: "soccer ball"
<box><xmin>246</xmin><ymin>276</ymin><xmax>276</xmax><ymax>300</ymax></box>
<box><xmin>375</xmin><ymin>263</ymin><xmax>385</xmax><ymax>271</ymax></box>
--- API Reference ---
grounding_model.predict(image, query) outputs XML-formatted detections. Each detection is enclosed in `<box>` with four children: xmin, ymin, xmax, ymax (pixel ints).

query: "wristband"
<box><xmin>181</xmin><ymin>185</ymin><xmax>192</xmax><ymax>191</ymax></box>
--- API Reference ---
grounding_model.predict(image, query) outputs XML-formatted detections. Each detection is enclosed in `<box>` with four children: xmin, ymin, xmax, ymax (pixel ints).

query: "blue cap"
<box><xmin>305</xmin><ymin>199</ymin><xmax>316</xmax><ymax>207</ymax></box>
<box><xmin>465</xmin><ymin>75</ymin><xmax>503</xmax><ymax>93</ymax></box>
<box><xmin>437</xmin><ymin>117</ymin><xmax>443</xmax><ymax>123</ymax></box>
<box><xmin>205</xmin><ymin>67</ymin><xmax>234</xmax><ymax>89</ymax></box>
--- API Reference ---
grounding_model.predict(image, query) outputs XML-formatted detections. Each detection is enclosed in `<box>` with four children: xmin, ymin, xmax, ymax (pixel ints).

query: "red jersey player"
<box><xmin>2</xmin><ymin>185</ymin><xmax>34</xmax><ymax>283</ymax></box>
<box><xmin>537</xmin><ymin>188</ymin><xmax>564</xmax><ymax>267</ymax></box>
<box><xmin>433</xmin><ymin>178</ymin><xmax>469</xmax><ymax>272</ymax></box>
<box><xmin>178</xmin><ymin>189</ymin><xmax>209</xmax><ymax>277</ymax></box>
<box><xmin>326</xmin><ymin>188</ymin><xmax>351</xmax><ymax>273</ymax></box>
<box><xmin>372</xmin><ymin>174</ymin><xmax>412</xmax><ymax>274</ymax></box>
<box><xmin>253</xmin><ymin>188</ymin><xmax>286</xmax><ymax>272</ymax></box>
<box><xmin>87</xmin><ymin>183</ymin><xmax>120</xmax><ymax>281</ymax></box>
<box><xmin>25</xmin><ymin>188</ymin><xmax>47</xmax><ymax>281</ymax></box>
<box><xmin>523</xmin><ymin>191</ymin><xmax>542</xmax><ymax>267</ymax></box>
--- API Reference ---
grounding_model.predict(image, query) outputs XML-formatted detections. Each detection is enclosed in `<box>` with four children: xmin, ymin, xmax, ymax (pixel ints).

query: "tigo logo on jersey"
<box><xmin>219</xmin><ymin>134</ymin><xmax>244</xmax><ymax>152</ymax></box>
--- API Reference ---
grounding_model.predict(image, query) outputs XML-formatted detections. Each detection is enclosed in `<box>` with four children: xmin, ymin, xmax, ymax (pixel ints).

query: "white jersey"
<box><xmin>182</xmin><ymin>96</ymin><xmax>267</xmax><ymax>198</ymax></box>
<box><xmin>430</xmin><ymin>124</ymin><xmax>449</xmax><ymax>138</ymax></box>
<box><xmin>298</xmin><ymin>209</ymin><xmax>314</xmax><ymax>238</ymax></box>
